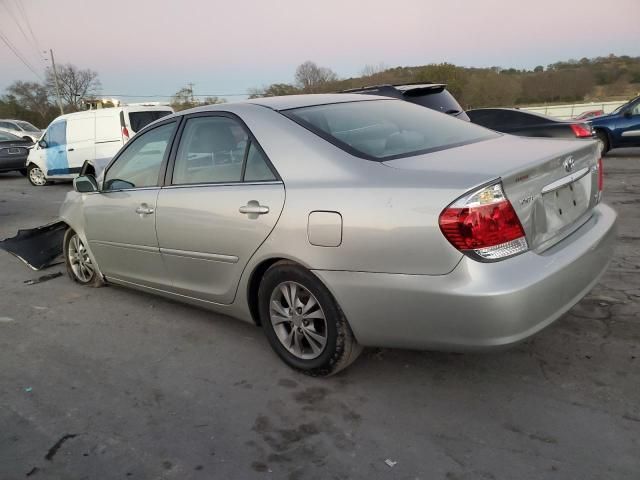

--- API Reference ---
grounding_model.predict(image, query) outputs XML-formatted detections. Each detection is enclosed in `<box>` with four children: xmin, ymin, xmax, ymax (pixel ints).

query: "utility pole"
<box><xmin>49</xmin><ymin>49</ymin><xmax>64</xmax><ymax>115</ymax></box>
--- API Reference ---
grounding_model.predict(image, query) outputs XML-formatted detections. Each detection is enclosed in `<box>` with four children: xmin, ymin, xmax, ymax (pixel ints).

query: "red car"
<box><xmin>574</xmin><ymin>110</ymin><xmax>604</xmax><ymax>121</ymax></box>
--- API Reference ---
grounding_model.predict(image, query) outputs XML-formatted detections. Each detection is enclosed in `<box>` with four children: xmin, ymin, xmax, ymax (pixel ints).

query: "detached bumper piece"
<box><xmin>0</xmin><ymin>221</ymin><xmax>66</xmax><ymax>270</ymax></box>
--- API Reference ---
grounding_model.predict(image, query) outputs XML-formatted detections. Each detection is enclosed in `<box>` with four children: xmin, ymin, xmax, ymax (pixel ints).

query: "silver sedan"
<box><xmin>60</xmin><ymin>94</ymin><xmax>616</xmax><ymax>375</ymax></box>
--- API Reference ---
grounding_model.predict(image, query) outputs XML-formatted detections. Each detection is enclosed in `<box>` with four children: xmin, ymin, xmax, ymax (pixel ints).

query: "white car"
<box><xmin>26</xmin><ymin>106</ymin><xmax>173</xmax><ymax>186</ymax></box>
<box><xmin>0</xmin><ymin>119</ymin><xmax>43</xmax><ymax>142</ymax></box>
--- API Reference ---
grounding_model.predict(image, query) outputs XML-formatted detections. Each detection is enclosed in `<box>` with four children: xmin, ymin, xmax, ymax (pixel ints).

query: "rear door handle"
<box><xmin>135</xmin><ymin>204</ymin><xmax>155</xmax><ymax>215</ymax></box>
<box><xmin>239</xmin><ymin>201</ymin><xmax>269</xmax><ymax>215</ymax></box>
<box><xmin>68</xmin><ymin>148</ymin><xmax>75</xmax><ymax>152</ymax></box>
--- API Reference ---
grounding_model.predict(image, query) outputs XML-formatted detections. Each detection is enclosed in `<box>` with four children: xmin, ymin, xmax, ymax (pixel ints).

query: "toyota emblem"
<box><xmin>563</xmin><ymin>156</ymin><xmax>575</xmax><ymax>172</ymax></box>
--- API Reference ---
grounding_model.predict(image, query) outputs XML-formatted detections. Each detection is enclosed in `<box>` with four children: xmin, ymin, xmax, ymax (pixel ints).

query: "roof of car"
<box><xmin>246</xmin><ymin>93</ymin><xmax>387</xmax><ymax>111</ymax></box>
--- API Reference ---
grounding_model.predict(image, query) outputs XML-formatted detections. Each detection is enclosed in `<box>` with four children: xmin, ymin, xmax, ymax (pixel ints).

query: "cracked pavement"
<box><xmin>0</xmin><ymin>148</ymin><xmax>638</xmax><ymax>479</ymax></box>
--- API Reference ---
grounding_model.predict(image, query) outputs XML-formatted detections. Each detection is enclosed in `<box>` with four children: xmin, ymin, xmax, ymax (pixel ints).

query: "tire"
<box><xmin>27</xmin><ymin>164</ymin><xmax>48</xmax><ymax>186</ymax></box>
<box><xmin>258</xmin><ymin>261</ymin><xmax>362</xmax><ymax>376</ymax></box>
<box><xmin>596</xmin><ymin>130</ymin><xmax>610</xmax><ymax>155</ymax></box>
<box><xmin>64</xmin><ymin>228</ymin><xmax>104</xmax><ymax>287</ymax></box>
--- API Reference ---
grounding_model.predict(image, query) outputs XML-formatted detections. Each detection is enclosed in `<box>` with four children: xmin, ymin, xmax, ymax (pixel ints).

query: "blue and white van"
<box><xmin>26</xmin><ymin>105</ymin><xmax>173</xmax><ymax>186</ymax></box>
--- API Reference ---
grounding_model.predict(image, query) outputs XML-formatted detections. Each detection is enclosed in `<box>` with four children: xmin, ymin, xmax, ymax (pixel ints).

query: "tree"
<box><xmin>170</xmin><ymin>86</ymin><xmax>198</xmax><ymax>111</ymax></box>
<box><xmin>294</xmin><ymin>61</ymin><xmax>338</xmax><ymax>93</ymax></box>
<box><xmin>170</xmin><ymin>87</ymin><xmax>226</xmax><ymax>111</ymax></box>
<box><xmin>248</xmin><ymin>83</ymin><xmax>300</xmax><ymax>98</ymax></box>
<box><xmin>201</xmin><ymin>96</ymin><xmax>226</xmax><ymax>105</ymax></box>
<box><xmin>45</xmin><ymin>63</ymin><xmax>101</xmax><ymax>111</ymax></box>
<box><xmin>360</xmin><ymin>63</ymin><xmax>387</xmax><ymax>77</ymax></box>
<box><xmin>5</xmin><ymin>81</ymin><xmax>51</xmax><ymax>119</ymax></box>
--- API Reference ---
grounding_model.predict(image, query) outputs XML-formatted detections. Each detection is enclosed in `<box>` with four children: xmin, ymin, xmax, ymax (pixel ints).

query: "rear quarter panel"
<box><xmin>234</xmin><ymin>104</ymin><xmax>465</xmax><ymax>276</ymax></box>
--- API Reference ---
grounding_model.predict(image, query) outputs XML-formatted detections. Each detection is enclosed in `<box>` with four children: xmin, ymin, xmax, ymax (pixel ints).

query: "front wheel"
<box><xmin>64</xmin><ymin>229</ymin><xmax>104</xmax><ymax>287</ymax></box>
<box><xmin>258</xmin><ymin>261</ymin><xmax>362</xmax><ymax>376</ymax></box>
<box><xmin>27</xmin><ymin>164</ymin><xmax>48</xmax><ymax>186</ymax></box>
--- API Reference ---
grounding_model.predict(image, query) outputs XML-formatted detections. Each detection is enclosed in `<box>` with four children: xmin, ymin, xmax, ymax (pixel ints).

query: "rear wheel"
<box><xmin>258</xmin><ymin>261</ymin><xmax>362</xmax><ymax>376</ymax></box>
<box><xmin>596</xmin><ymin>130</ymin><xmax>610</xmax><ymax>155</ymax></box>
<box><xmin>27</xmin><ymin>164</ymin><xmax>47</xmax><ymax>186</ymax></box>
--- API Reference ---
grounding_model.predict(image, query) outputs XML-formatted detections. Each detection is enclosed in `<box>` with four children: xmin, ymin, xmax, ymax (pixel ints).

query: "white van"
<box><xmin>26</xmin><ymin>106</ymin><xmax>173</xmax><ymax>186</ymax></box>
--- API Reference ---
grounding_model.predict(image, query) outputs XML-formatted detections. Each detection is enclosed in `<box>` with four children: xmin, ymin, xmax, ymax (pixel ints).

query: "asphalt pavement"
<box><xmin>1</xmin><ymin>149</ymin><xmax>639</xmax><ymax>480</ymax></box>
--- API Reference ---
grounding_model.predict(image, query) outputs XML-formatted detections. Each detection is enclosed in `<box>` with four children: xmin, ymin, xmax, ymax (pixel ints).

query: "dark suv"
<box><xmin>341</xmin><ymin>83</ymin><xmax>470</xmax><ymax>121</ymax></box>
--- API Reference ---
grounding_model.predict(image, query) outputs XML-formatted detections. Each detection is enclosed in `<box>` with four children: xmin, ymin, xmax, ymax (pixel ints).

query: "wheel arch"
<box><xmin>594</xmin><ymin>127</ymin><xmax>612</xmax><ymax>146</ymax></box>
<box><xmin>246</xmin><ymin>257</ymin><xmax>319</xmax><ymax>326</ymax></box>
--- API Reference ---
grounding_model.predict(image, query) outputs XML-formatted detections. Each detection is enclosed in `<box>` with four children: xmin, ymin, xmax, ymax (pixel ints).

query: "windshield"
<box><xmin>611</xmin><ymin>96</ymin><xmax>639</xmax><ymax>115</ymax></box>
<box><xmin>283</xmin><ymin>99</ymin><xmax>497</xmax><ymax>161</ymax></box>
<box><xmin>15</xmin><ymin>121</ymin><xmax>40</xmax><ymax>132</ymax></box>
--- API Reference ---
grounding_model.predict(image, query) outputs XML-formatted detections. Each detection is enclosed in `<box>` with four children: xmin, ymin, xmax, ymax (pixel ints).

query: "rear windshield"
<box><xmin>0</xmin><ymin>131</ymin><xmax>21</xmax><ymax>141</ymax></box>
<box><xmin>128</xmin><ymin>111</ymin><xmax>172</xmax><ymax>132</ymax></box>
<box><xmin>283</xmin><ymin>99</ymin><xmax>497</xmax><ymax>161</ymax></box>
<box><xmin>15</xmin><ymin>120</ymin><xmax>40</xmax><ymax>132</ymax></box>
<box><xmin>406</xmin><ymin>89</ymin><xmax>463</xmax><ymax>114</ymax></box>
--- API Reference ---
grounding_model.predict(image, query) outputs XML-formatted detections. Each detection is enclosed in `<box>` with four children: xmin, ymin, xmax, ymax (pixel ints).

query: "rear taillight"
<box><xmin>570</xmin><ymin>123</ymin><xmax>593</xmax><ymax>138</ymax></box>
<box><xmin>597</xmin><ymin>157</ymin><xmax>603</xmax><ymax>192</ymax></box>
<box><xmin>122</xmin><ymin>126</ymin><xmax>130</xmax><ymax>142</ymax></box>
<box><xmin>439</xmin><ymin>182</ymin><xmax>528</xmax><ymax>261</ymax></box>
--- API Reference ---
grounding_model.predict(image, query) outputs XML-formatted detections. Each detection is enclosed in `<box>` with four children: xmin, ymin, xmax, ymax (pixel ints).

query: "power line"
<box><xmin>13</xmin><ymin>0</ymin><xmax>43</xmax><ymax>55</ymax></box>
<box><xmin>0</xmin><ymin>0</ymin><xmax>41</xmax><ymax>64</ymax></box>
<box><xmin>0</xmin><ymin>28</ymin><xmax>42</xmax><ymax>80</ymax></box>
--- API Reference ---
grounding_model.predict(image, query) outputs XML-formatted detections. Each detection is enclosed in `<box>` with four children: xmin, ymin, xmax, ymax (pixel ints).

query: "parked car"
<box><xmin>60</xmin><ymin>94</ymin><xmax>615</xmax><ymax>375</ymax></box>
<box><xmin>574</xmin><ymin>110</ymin><xmax>604</xmax><ymax>121</ymax></box>
<box><xmin>588</xmin><ymin>95</ymin><xmax>640</xmax><ymax>153</ymax></box>
<box><xmin>0</xmin><ymin>119</ymin><xmax>43</xmax><ymax>142</ymax></box>
<box><xmin>0</xmin><ymin>131</ymin><xmax>32</xmax><ymax>175</ymax></box>
<box><xmin>341</xmin><ymin>83</ymin><xmax>470</xmax><ymax>121</ymax></box>
<box><xmin>467</xmin><ymin>108</ymin><xmax>596</xmax><ymax>146</ymax></box>
<box><xmin>26</xmin><ymin>105</ymin><xmax>173</xmax><ymax>186</ymax></box>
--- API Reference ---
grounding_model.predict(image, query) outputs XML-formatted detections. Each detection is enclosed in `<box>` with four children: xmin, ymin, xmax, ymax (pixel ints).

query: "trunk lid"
<box><xmin>383</xmin><ymin>135</ymin><xmax>601</xmax><ymax>251</ymax></box>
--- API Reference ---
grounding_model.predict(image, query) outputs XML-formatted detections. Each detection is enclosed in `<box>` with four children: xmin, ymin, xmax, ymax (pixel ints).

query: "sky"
<box><xmin>1</xmin><ymin>0</ymin><xmax>639</xmax><ymax>102</ymax></box>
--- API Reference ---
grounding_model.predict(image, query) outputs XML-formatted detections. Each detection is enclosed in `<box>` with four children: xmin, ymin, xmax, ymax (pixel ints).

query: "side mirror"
<box><xmin>73</xmin><ymin>175</ymin><xmax>98</xmax><ymax>193</ymax></box>
<box><xmin>38</xmin><ymin>139</ymin><xmax>48</xmax><ymax>149</ymax></box>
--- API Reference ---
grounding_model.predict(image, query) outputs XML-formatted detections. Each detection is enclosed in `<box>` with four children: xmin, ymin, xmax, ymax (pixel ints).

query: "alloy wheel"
<box><xmin>68</xmin><ymin>234</ymin><xmax>94</xmax><ymax>282</ymax></box>
<box><xmin>269</xmin><ymin>281</ymin><xmax>328</xmax><ymax>360</ymax></box>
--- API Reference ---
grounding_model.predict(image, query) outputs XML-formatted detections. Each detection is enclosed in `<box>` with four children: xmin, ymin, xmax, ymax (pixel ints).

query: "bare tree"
<box><xmin>170</xmin><ymin>86</ymin><xmax>198</xmax><ymax>111</ymax></box>
<box><xmin>360</xmin><ymin>63</ymin><xmax>388</xmax><ymax>77</ymax></box>
<box><xmin>294</xmin><ymin>61</ymin><xmax>338</xmax><ymax>93</ymax></box>
<box><xmin>5</xmin><ymin>81</ymin><xmax>51</xmax><ymax>119</ymax></box>
<box><xmin>45</xmin><ymin>64</ymin><xmax>101</xmax><ymax>111</ymax></box>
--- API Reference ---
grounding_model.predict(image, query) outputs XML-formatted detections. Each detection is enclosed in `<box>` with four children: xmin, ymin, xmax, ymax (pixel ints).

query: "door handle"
<box><xmin>239</xmin><ymin>201</ymin><xmax>269</xmax><ymax>215</ymax></box>
<box><xmin>135</xmin><ymin>204</ymin><xmax>155</xmax><ymax>215</ymax></box>
<box><xmin>68</xmin><ymin>148</ymin><xmax>75</xmax><ymax>152</ymax></box>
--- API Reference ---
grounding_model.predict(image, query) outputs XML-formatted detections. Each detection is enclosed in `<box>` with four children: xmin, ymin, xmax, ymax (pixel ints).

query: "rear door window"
<box><xmin>172</xmin><ymin>116</ymin><xmax>248</xmax><ymax>185</ymax></box>
<box><xmin>127</xmin><ymin>111</ymin><xmax>173</xmax><ymax>133</ymax></box>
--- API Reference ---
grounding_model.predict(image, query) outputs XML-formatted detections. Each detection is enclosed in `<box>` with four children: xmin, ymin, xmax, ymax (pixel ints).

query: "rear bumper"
<box><xmin>0</xmin><ymin>155</ymin><xmax>28</xmax><ymax>172</ymax></box>
<box><xmin>313</xmin><ymin>203</ymin><xmax>617</xmax><ymax>350</ymax></box>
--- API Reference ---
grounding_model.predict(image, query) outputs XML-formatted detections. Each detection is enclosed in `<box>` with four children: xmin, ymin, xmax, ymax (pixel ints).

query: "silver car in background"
<box><xmin>60</xmin><ymin>94</ymin><xmax>616</xmax><ymax>375</ymax></box>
